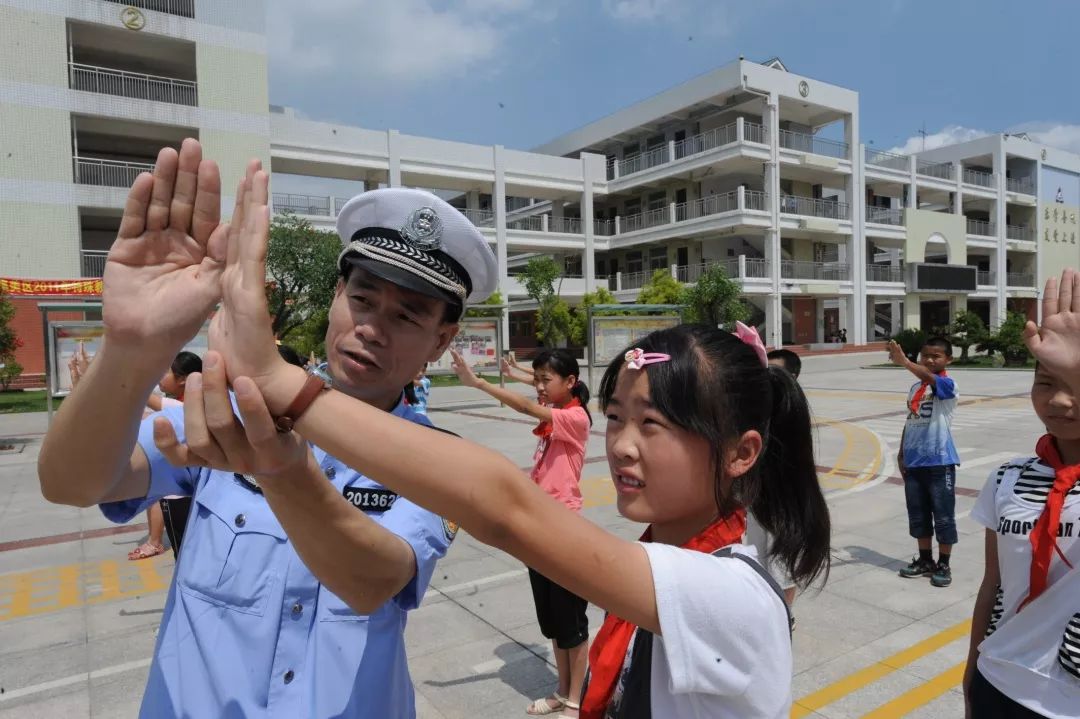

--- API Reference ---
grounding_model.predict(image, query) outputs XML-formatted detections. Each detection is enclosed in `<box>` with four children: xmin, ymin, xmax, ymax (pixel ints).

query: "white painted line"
<box><xmin>434</xmin><ymin>568</ymin><xmax>527</xmax><ymax>596</ymax></box>
<box><xmin>0</xmin><ymin>658</ymin><xmax>152</xmax><ymax>703</ymax></box>
<box><xmin>960</xmin><ymin>452</ymin><xmax>1019</xmax><ymax>470</ymax></box>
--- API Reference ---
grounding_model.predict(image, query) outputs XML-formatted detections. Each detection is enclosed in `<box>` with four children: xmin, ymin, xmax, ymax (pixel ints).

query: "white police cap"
<box><xmin>336</xmin><ymin>188</ymin><xmax>497</xmax><ymax>313</ymax></box>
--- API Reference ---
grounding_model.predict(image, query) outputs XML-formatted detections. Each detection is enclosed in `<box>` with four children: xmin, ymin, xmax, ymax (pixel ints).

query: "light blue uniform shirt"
<box><xmin>901</xmin><ymin>375</ymin><xmax>961</xmax><ymax>468</ymax></box>
<box><xmin>100</xmin><ymin>397</ymin><xmax>453</xmax><ymax>718</ymax></box>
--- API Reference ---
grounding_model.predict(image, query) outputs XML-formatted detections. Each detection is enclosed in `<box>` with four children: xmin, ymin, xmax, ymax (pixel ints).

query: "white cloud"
<box><xmin>887</xmin><ymin>125</ymin><xmax>990</xmax><ymax>155</ymax></box>
<box><xmin>888</xmin><ymin>122</ymin><xmax>1080</xmax><ymax>157</ymax></box>
<box><xmin>266</xmin><ymin>0</ymin><xmax>540</xmax><ymax>89</ymax></box>
<box><xmin>601</xmin><ymin>0</ymin><xmax>676</xmax><ymax>21</ymax></box>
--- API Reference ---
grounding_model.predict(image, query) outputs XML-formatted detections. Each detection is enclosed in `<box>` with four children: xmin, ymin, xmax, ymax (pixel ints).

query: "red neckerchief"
<box><xmin>579</xmin><ymin>511</ymin><xmax>746</xmax><ymax>719</ymax></box>
<box><xmin>1019</xmin><ymin>435</ymin><xmax>1080</xmax><ymax>611</ymax></box>
<box><xmin>532</xmin><ymin>397</ymin><xmax>581</xmax><ymax>439</ymax></box>
<box><xmin>909</xmin><ymin>370</ymin><xmax>946</xmax><ymax>416</ymax></box>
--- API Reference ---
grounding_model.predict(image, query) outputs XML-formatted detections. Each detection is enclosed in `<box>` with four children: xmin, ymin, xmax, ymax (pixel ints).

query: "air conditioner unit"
<box><xmin>905</xmin><ymin>263</ymin><xmax>977</xmax><ymax>293</ymax></box>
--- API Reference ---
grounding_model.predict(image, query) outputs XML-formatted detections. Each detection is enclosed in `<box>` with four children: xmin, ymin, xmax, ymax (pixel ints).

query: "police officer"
<box><xmin>39</xmin><ymin>139</ymin><xmax>496</xmax><ymax>717</ymax></box>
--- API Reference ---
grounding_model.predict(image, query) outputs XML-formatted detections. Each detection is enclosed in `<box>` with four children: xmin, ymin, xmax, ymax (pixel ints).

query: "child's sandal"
<box><xmin>525</xmin><ymin>693</ymin><xmax>566</xmax><ymax>715</ymax></box>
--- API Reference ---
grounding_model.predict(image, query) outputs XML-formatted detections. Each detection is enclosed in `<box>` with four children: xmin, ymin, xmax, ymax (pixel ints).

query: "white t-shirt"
<box><xmin>638</xmin><ymin>542</ymin><xmax>791</xmax><ymax>719</ymax></box>
<box><xmin>744</xmin><ymin>513</ymin><xmax>796</xmax><ymax>591</ymax></box>
<box><xmin>970</xmin><ymin>456</ymin><xmax>1080</xmax><ymax>716</ymax></box>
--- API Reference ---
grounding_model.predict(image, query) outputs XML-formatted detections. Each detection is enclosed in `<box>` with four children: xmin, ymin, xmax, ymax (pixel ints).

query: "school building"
<box><xmin>3</xmin><ymin>0</ymin><xmax>1080</xmax><ymax>385</ymax></box>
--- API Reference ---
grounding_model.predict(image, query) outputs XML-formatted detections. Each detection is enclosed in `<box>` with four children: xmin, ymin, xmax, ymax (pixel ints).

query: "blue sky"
<box><xmin>267</xmin><ymin>0</ymin><xmax>1080</xmax><ymax>194</ymax></box>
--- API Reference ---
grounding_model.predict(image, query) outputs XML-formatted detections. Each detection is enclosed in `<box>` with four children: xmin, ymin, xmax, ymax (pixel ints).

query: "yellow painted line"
<box><xmin>790</xmin><ymin>620</ymin><xmax>970</xmax><ymax>718</ymax></box>
<box><xmin>859</xmin><ymin>661</ymin><xmax>965</xmax><ymax>719</ymax></box>
<box><xmin>0</xmin><ymin>555</ymin><xmax>173</xmax><ymax>622</ymax></box>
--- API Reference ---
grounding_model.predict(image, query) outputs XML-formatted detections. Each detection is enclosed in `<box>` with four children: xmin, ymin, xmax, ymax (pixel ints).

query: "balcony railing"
<box><xmin>549</xmin><ymin>216</ymin><xmax>582</xmax><ymax>234</ymax></box>
<box><xmin>864</xmin><ymin>148</ymin><xmax>910</xmax><ymax>171</ymax></box>
<box><xmin>966</xmin><ymin>218</ymin><xmax>996</xmax><ymax>237</ymax></box>
<box><xmin>594</xmin><ymin>219</ymin><xmax>615</xmax><ymax>236</ymax></box>
<box><xmin>81</xmin><ymin>250</ymin><xmax>108</xmax><ymax>278</ymax></box>
<box><xmin>1006</xmin><ymin>272</ymin><xmax>1035</xmax><ymax>287</ymax></box>
<box><xmin>743</xmin><ymin>121</ymin><xmax>767</xmax><ymax>145</ymax></box>
<box><xmin>607</xmin><ymin>120</ymin><xmax>770</xmax><ymax>179</ymax></box>
<box><xmin>507</xmin><ymin>215</ymin><xmax>544</xmax><ymax>232</ymax></box>
<box><xmin>963</xmin><ymin>168</ymin><xmax>994</xmax><ymax>188</ymax></box>
<box><xmin>866</xmin><ymin>205</ymin><xmax>904</xmax><ymax>225</ymax></box>
<box><xmin>866</xmin><ymin>264</ymin><xmax>904</xmax><ymax>283</ymax></box>
<box><xmin>744</xmin><ymin>257</ymin><xmax>770</xmax><ymax>278</ymax></box>
<box><xmin>1006</xmin><ymin>176</ymin><xmax>1035</xmax><ymax>194</ymax></box>
<box><xmin>977</xmin><ymin>270</ymin><xmax>996</xmax><ymax>286</ymax></box>
<box><xmin>917</xmin><ymin>160</ymin><xmax>955</xmax><ymax>181</ymax></box>
<box><xmin>103</xmin><ymin>0</ymin><xmax>195</xmax><ymax>18</ymax></box>
<box><xmin>673</xmin><ymin>123</ymin><xmax>738</xmax><ymax>160</ymax></box>
<box><xmin>781</xmin><ymin>260</ymin><xmax>851</xmax><ymax>281</ymax></box>
<box><xmin>620</xmin><ymin>269</ymin><xmax>652</xmax><ymax>291</ymax></box>
<box><xmin>1006</xmin><ymin>224</ymin><xmax>1035</xmax><ymax>242</ymax></box>
<box><xmin>614</xmin><ymin>145</ymin><xmax>670</xmax><ymax>178</ymax></box>
<box><xmin>744</xmin><ymin>189</ymin><xmax>768</xmax><ymax>212</ymax></box>
<box><xmin>621</xmin><ymin>207</ymin><xmax>670</xmax><ymax>234</ymax></box>
<box><xmin>460</xmin><ymin>209</ymin><xmax>495</xmax><ymax>228</ymax></box>
<box><xmin>69</xmin><ymin>63</ymin><xmax>197</xmax><ymax>106</ymax></box>
<box><xmin>674</xmin><ymin>191</ymin><xmax>739</xmax><ymax>221</ymax></box>
<box><xmin>273</xmin><ymin>193</ymin><xmax>332</xmax><ymax>216</ymax></box>
<box><xmin>780</xmin><ymin>195</ymin><xmax>850</xmax><ymax>220</ymax></box>
<box><xmin>778</xmin><ymin>129</ymin><xmax>849</xmax><ymax>159</ymax></box>
<box><xmin>73</xmin><ymin>156</ymin><xmax>154</xmax><ymax>187</ymax></box>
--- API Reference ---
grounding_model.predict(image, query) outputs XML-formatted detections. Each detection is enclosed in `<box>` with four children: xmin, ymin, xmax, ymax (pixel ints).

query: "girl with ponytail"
<box><xmin>182</xmin><ymin>325</ymin><xmax>831</xmax><ymax>717</ymax></box>
<box><xmin>450</xmin><ymin>347</ymin><xmax>593</xmax><ymax>718</ymax></box>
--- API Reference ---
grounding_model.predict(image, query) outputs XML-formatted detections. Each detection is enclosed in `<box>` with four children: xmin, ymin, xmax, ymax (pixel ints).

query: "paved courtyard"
<box><xmin>0</xmin><ymin>351</ymin><xmax>1043</xmax><ymax>718</ymax></box>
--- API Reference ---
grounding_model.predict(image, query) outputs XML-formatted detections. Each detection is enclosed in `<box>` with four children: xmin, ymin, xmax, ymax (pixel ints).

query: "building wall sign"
<box><xmin>120</xmin><ymin>7</ymin><xmax>146</xmax><ymax>31</ymax></box>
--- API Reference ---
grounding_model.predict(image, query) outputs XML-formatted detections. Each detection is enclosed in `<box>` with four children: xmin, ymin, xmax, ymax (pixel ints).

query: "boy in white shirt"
<box><xmin>965</xmin><ymin>268</ymin><xmax>1080</xmax><ymax>718</ymax></box>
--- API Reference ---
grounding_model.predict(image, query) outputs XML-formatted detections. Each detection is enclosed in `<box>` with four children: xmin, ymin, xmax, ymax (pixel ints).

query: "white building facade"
<box><xmin>3</xmin><ymin>2</ymin><xmax>1080</xmax><ymax>370</ymax></box>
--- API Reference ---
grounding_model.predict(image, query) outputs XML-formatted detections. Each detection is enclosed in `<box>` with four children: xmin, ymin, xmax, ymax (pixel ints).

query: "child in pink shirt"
<box><xmin>452</xmin><ymin>348</ymin><xmax>592</xmax><ymax>718</ymax></box>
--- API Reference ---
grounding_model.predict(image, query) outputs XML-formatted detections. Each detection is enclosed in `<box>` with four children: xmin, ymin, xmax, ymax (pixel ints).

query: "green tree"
<box><xmin>521</xmin><ymin>256</ymin><xmax>570</xmax><ymax>345</ymax></box>
<box><xmin>0</xmin><ymin>288</ymin><xmax>23</xmax><ymax>390</ymax></box>
<box><xmin>281</xmin><ymin>307</ymin><xmax>330</xmax><ymax>361</ymax></box>
<box><xmin>947</xmin><ymin>310</ymin><xmax>987</xmax><ymax>362</ymax></box>
<box><xmin>637</xmin><ymin>269</ymin><xmax>684</xmax><ymax>305</ymax></box>
<box><xmin>266</xmin><ymin>211</ymin><xmax>342</xmax><ymax>338</ymax></box>
<box><xmin>991</xmin><ymin>312</ymin><xmax>1031</xmax><ymax>367</ymax></box>
<box><xmin>681</xmin><ymin>265</ymin><xmax>749</xmax><ymax>327</ymax></box>
<box><xmin>892</xmin><ymin>328</ymin><xmax>927</xmax><ymax>362</ymax></box>
<box><xmin>465</xmin><ymin>290</ymin><xmax>504</xmax><ymax>318</ymax></box>
<box><xmin>569</xmin><ymin>287</ymin><xmax>618</xmax><ymax>346</ymax></box>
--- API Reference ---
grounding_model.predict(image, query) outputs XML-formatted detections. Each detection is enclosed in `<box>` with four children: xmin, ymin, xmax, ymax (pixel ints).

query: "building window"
<box><xmin>647</xmin><ymin>191</ymin><xmax>667</xmax><ymax>211</ymax></box>
<box><xmin>596</xmin><ymin>258</ymin><xmax>607</xmax><ymax>276</ymax></box>
<box><xmin>627</xmin><ymin>251</ymin><xmax>643</xmax><ymax>274</ymax></box>
<box><xmin>649</xmin><ymin>247</ymin><xmax>668</xmax><ymax>271</ymax></box>
<box><xmin>624</xmin><ymin>198</ymin><xmax>641</xmax><ymax>216</ymax></box>
<box><xmin>564</xmin><ymin>255</ymin><xmax>582</xmax><ymax>276</ymax></box>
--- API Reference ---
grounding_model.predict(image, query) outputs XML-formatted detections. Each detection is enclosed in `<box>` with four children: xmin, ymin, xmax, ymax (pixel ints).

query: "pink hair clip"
<box><xmin>625</xmin><ymin>347</ymin><xmax>671</xmax><ymax>370</ymax></box>
<box><xmin>733</xmin><ymin>321</ymin><xmax>768</xmax><ymax>368</ymax></box>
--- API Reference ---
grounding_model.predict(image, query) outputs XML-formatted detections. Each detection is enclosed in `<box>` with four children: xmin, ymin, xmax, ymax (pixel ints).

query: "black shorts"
<box><xmin>528</xmin><ymin>568</ymin><xmax>588</xmax><ymax>650</ymax></box>
<box><xmin>969</xmin><ymin>668</ymin><xmax>1049</xmax><ymax>718</ymax></box>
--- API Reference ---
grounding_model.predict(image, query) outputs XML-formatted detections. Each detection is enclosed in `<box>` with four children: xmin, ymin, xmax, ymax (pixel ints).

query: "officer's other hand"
<box><xmin>102</xmin><ymin>139</ymin><xmax>228</xmax><ymax>366</ymax></box>
<box><xmin>153</xmin><ymin>350</ymin><xmax>310</xmax><ymax>480</ymax></box>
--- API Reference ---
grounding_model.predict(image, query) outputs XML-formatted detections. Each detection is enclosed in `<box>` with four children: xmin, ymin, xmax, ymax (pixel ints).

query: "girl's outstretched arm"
<box><xmin>452</xmin><ymin>349</ymin><xmax>553</xmax><ymax>422</ymax></box>
<box><xmin>230</xmin><ymin>360</ymin><xmax>661</xmax><ymax>633</ymax></box>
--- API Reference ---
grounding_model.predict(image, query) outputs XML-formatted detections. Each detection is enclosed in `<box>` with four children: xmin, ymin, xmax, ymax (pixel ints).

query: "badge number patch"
<box><xmin>343</xmin><ymin>487</ymin><xmax>398</xmax><ymax>512</ymax></box>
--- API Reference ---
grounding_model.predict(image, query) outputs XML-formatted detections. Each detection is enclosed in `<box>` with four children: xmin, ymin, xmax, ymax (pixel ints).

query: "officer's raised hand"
<box><xmin>153</xmin><ymin>350</ymin><xmax>311</xmax><ymax>479</ymax></box>
<box><xmin>102</xmin><ymin>139</ymin><xmax>228</xmax><ymax>363</ymax></box>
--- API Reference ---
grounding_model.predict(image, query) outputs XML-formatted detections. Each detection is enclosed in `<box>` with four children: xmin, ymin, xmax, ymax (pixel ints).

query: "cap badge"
<box><xmin>400</xmin><ymin>207</ymin><xmax>443</xmax><ymax>251</ymax></box>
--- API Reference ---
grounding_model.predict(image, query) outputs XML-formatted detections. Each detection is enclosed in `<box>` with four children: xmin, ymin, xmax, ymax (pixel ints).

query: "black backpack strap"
<box><xmin>712</xmin><ymin>547</ymin><xmax>795</xmax><ymax>636</ymax></box>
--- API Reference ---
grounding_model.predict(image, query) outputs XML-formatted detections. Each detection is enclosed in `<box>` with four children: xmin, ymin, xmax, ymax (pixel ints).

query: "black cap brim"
<box><xmin>341</xmin><ymin>253</ymin><xmax>463</xmax><ymax>315</ymax></box>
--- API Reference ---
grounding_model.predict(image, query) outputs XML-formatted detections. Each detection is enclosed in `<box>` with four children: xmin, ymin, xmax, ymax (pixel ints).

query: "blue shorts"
<box><xmin>903</xmin><ymin>465</ymin><xmax>958</xmax><ymax>545</ymax></box>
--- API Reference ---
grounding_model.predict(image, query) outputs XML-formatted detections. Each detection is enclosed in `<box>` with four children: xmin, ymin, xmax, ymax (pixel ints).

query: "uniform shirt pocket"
<box><xmin>176</xmin><ymin>474</ymin><xmax>287</xmax><ymax>616</ymax></box>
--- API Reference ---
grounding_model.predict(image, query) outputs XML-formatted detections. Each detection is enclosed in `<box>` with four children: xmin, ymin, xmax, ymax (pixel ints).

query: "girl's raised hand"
<box><xmin>450</xmin><ymin>349</ymin><xmax>482</xmax><ymax>388</ymax></box>
<box><xmin>1025</xmin><ymin>268</ymin><xmax>1080</xmax><ymax>384</ymax></box>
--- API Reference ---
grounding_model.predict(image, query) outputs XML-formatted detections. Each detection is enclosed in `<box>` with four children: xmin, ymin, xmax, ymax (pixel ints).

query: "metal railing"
<box><xmin>866</xmin><ymin>205</ymin><xmax>904</xmax><ymax>225</ymax></box>
<box><xmin>917</xmin><ymin>160</ymin><xmax>954</xmax><ymax>180</ymax></box>
<box><xmin>674</xmin><ymin>191</ymin><xmax>740</xmax><ymax>222</ymax></box>
<box><xmin>1006</xmin><ymin>224</ymin><xmax>1035</xmax><ymax>242</ymax></box>
<box><xmin>461</xmin><ymin>208</ymin><xmax>496</xmax><ymax>228</ymax></box>
<box><xmin>620</xmin><ymin>207</ymin><xmax>671</xmax><ymax>233</ymax></box>
<box><xmin>966</xmin><ymin>218</ymin><xmax>996</xmax><ymax>236</ymax></box>
<box><xmin>744</xmin><ymin>257</ymin><xmax>770</xmax><ymax>278</ymax></box>
<box><xmin>620</xmin><ymin>269</ymin><xmax>652</xmax><ymax>291</ymax></box>
<box><xmin>81</xmin><ymin>250</ymin><xmax>109</xmax><ymax>278</ymax></box>
<box><xmin>864</xmin><ymin>147</ymin><xmax>910</xmax><ymax>171</ymax></box>
<box><xmin>617</xmin><ymin>145</ymin><xmax>670</xmax><ymax>177</ymax></box>
<box><xmin>781</xmin><ymin>260</ymin><xmax>851</xmax><ymax>281</ymax></box>
<box><xmin>272</xmin><ymin>193</ymin><xmax>331</xmax><ymax>216</ymax></box>
<box><xmin>103</xmin><ymin>0</ymin><xmax>195</xmax><ymax>18</ymax></box>
<box><xmin>780</xmin><ymin>195</ymin><xmax>850</xmax><ymax>220</ymax></box>
<box><xmin>548</xmin><ymin>216</ymin><xmax>582</xmax><ymax>234</ymax></box>
<box><xmin>866</xmin><ymin>264</ymin><xmax>904</xmax><ymax>282</ymax></box>
<box><xmin>977</xmin><ymin>270</ymin><xmax>996</xmax><ymax>285</ymax></box>
<box><xmin>594</xmin><ymin>219</ymin><xmax>616</xmax><ymax>236</ymax></box>
<box><xmin>334</xmin><ymin>196</ymin><xmax>350</xmax><ymax>215</ymax></box>
<box><xmin>778</xmin><ymin>129</ymin><xmax>849</xmax><ymax>159</ymax></box>
<box><xmin>963</xmin><ymin>168</ymin><xmax>994</xmax><ymax>188</ymax></box>
<box><xmin>69</xmin><ymin>63</ymin><xmax>197</xmax><ymax>106</ymax></box>
<box><xmin>743</xmin><ymin>121</ymin><xmax>767</xmax><ymax>144</ymax></box>
<box><xmin>1006</xmin><ymin>272</ymin><xmax>1035</xmax><ymax>287</ymax></box>
<box><xmin>1006</xmin><ymin>176</ymin><xmax>1035</xmax><ymax>194</ymax></box>
<box><xmin>507</xmin><ymin>215</ymin><xmax>544</xmax><ymax>232</ymax></box>
<box><xmin>673</xmin><ymin>123</ymin><xmax>738</xmax><ymax>160</ymax></box>
<box><xmin>73</xmin><ymin>156</ymin><xmax>155</xmax><ymax>187</ymax></box>
<box><xmin>745</xmin><ymin>190</ymin><xmax>768</xmax><ymax>211</ymax></box>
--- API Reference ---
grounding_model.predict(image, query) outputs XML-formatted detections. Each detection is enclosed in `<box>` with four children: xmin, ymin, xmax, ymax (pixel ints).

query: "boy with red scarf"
<box><xmin>889</xmin><ymin>336</ymin><xmax>960</xmax><ymax>587</ymax></box>
<box><xmin>964</xmin><ymin>268</ymin><xmax>1080</xmax><ymax>718</ymax></box>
